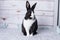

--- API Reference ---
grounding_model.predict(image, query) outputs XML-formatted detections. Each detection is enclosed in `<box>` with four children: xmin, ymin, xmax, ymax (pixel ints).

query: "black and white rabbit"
<box><xmin>22</xmin><ymin>1</ymin><xmax>38</xmax><ymax>36</ymax></box>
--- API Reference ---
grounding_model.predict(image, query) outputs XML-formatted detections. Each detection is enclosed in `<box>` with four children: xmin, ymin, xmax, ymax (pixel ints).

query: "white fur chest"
<box><xmin>23</xmin><ymin>19</ymin><xmax>35</xmax><ymax>31</ymax></box>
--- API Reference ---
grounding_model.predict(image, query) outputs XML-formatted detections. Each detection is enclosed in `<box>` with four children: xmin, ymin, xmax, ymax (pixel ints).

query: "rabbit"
<box><xmin>22</xmin><ymin>1</ymin><xmax>38</xmax><ymax>36</ymax></box>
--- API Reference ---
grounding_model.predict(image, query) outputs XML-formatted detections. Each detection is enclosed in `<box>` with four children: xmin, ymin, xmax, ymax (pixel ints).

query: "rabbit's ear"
<box><xmin>31</xmin><ymin>3</ymin><xmax>37</xmax><ymax>11</ymax></box>
<box><xmin>26</xmin><ymin>1</ymin><xmax>30</xmax><ymax>11</ymax></box>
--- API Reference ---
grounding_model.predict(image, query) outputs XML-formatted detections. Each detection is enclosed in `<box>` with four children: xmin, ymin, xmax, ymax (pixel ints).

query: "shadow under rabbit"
<box><xmin>37</xmin><ymin>27</ymin><xmax>50</xmax><ymax>34</ymax></box>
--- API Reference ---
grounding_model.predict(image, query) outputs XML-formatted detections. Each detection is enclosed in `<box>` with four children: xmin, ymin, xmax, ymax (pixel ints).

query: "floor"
<box><xmin>0</xmin><ymin>26</ymin><xmax>60</xmax><ymax>40</ymax></box>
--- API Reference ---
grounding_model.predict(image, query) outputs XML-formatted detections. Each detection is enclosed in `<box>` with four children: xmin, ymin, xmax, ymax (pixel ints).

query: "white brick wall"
<box><xmin>0</xmin><ymin>0</ymin><xmax>58</xmax><ymax>28</ymax></box>
<box><xmin>59</xmin><ymin>0</ymin><xmax>60</xmax><ymax>26</ymax></box>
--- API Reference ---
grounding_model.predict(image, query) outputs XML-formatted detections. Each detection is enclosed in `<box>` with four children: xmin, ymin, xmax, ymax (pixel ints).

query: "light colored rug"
<box><xmin>0</xmin><ymin>27</ymin><xmax>60</xmax><ymax>40</ymax></box>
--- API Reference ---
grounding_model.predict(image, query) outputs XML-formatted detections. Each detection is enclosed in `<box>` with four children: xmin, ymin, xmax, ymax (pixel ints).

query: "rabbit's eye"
<box><xmin>26</xmin><ymin>12</ymin><xmax>31</xmax><ymax>17</ymax></box>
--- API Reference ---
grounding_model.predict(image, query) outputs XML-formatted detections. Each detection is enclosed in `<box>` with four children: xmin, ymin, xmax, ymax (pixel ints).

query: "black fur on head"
<box><xmin>25</xmin><ymin>1</ymin><xmax>37</xmax><ymax>20</ymax></box>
